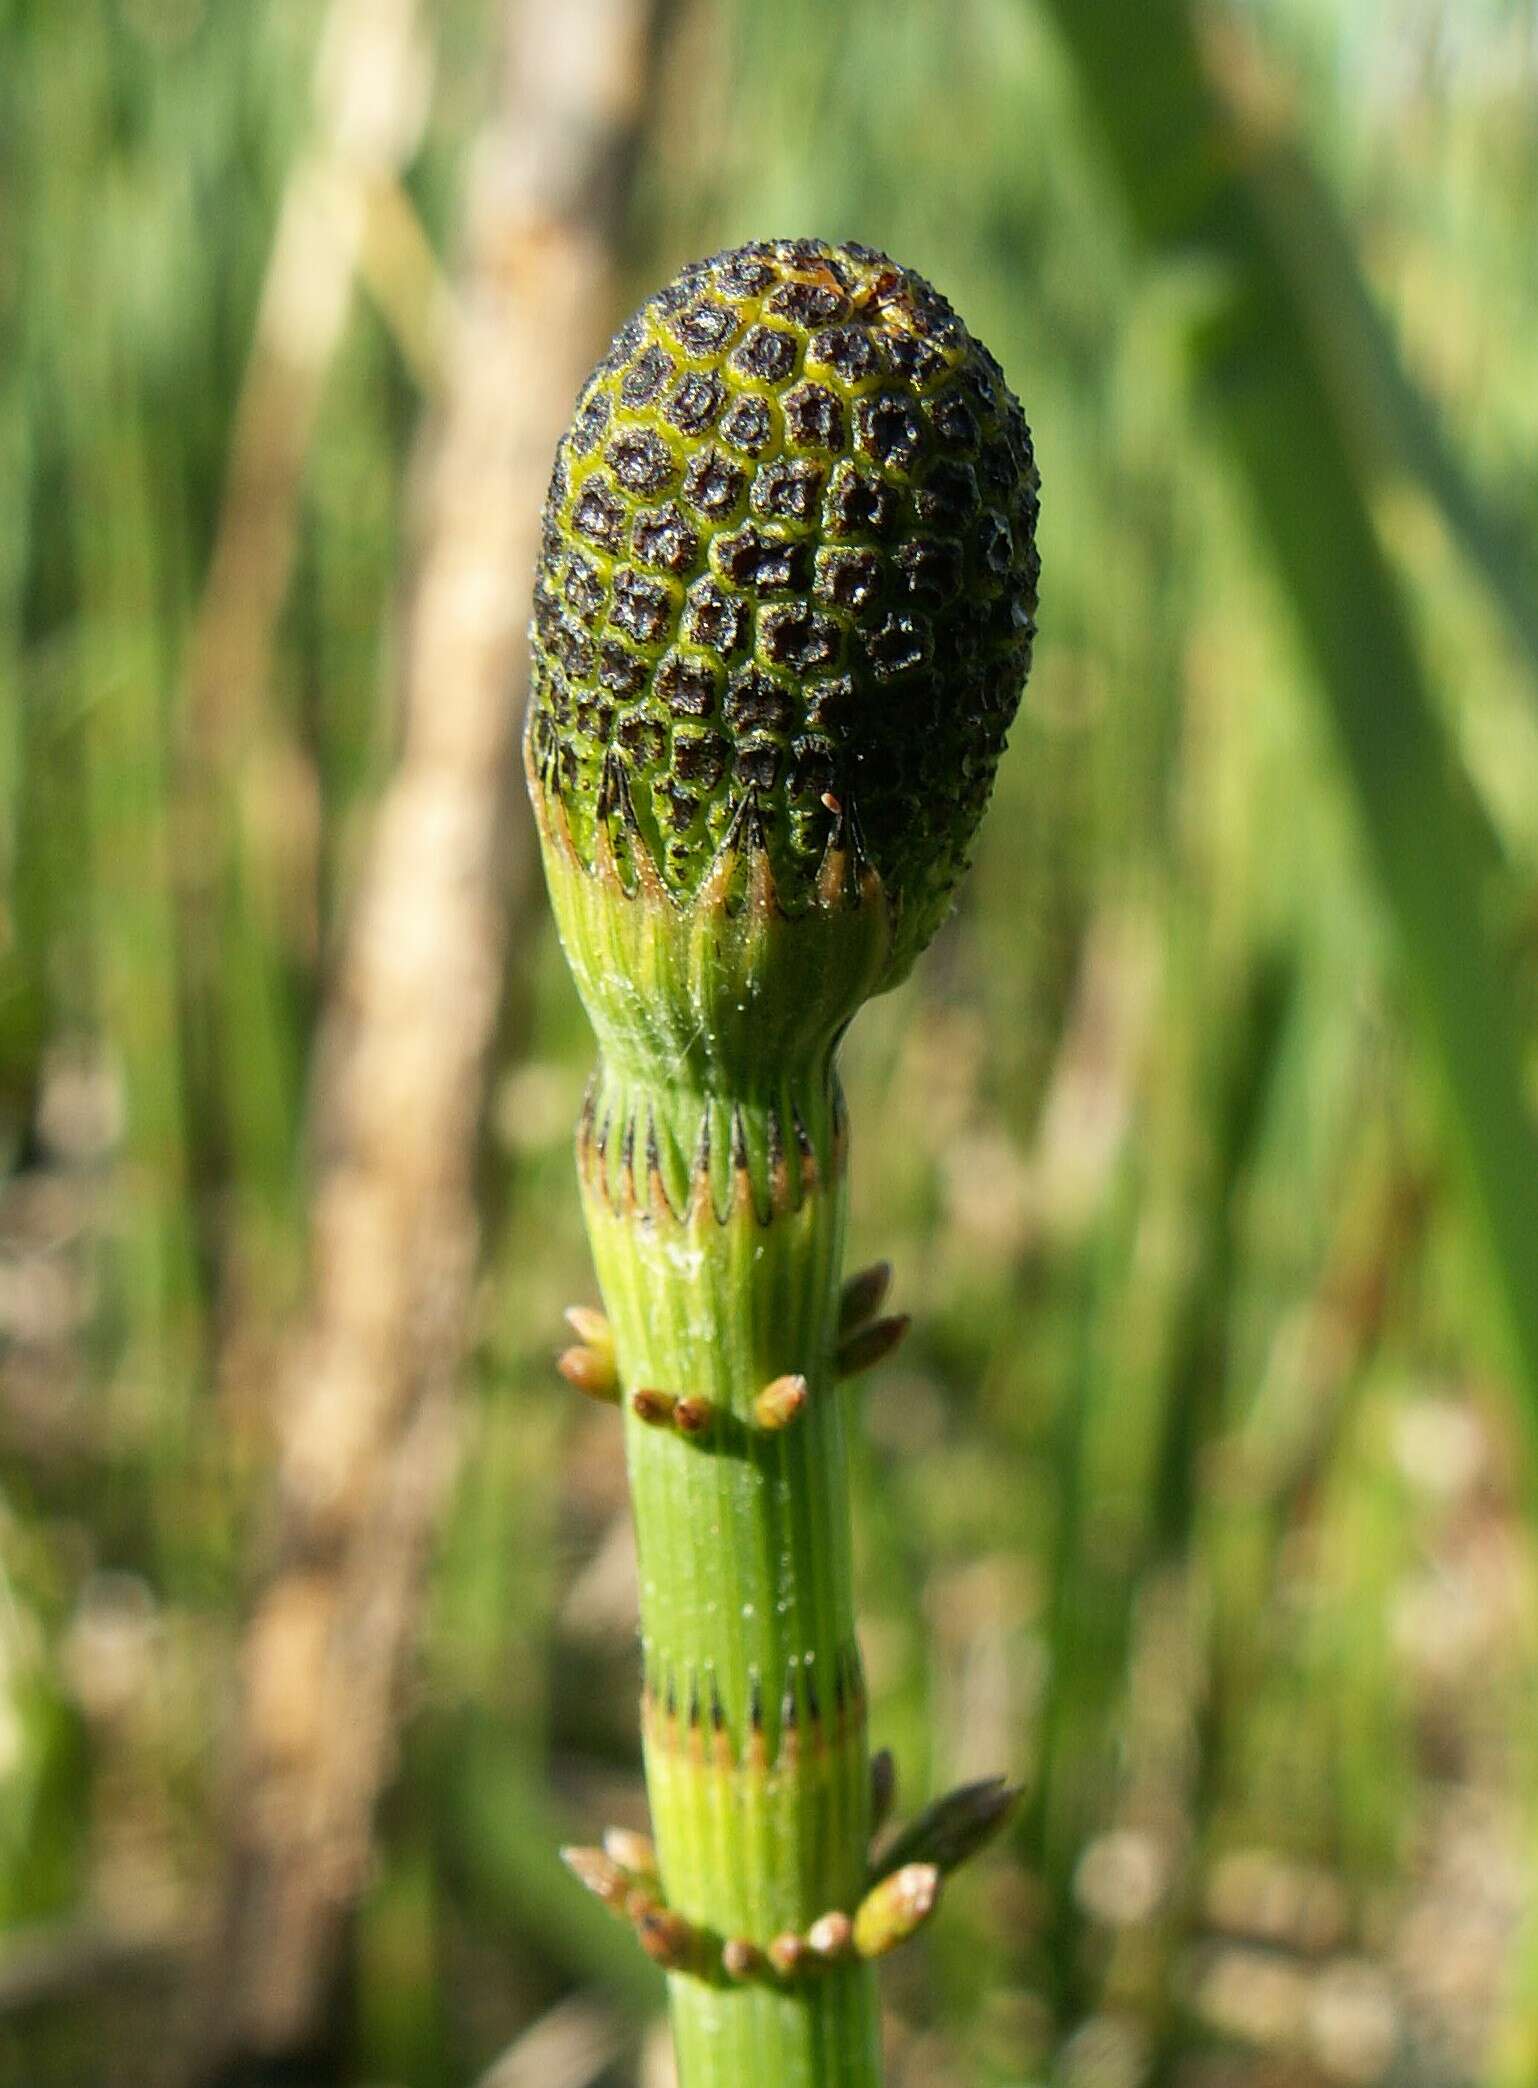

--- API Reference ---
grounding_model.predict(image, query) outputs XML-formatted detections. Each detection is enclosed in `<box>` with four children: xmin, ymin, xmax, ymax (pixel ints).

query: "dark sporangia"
<box><xmin>528</xmin><ymin>237</ymin><xmax>1038</xmax><ymax>939</ymax></box>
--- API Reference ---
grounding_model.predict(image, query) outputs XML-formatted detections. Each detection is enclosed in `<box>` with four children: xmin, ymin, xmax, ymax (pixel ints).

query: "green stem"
<box><xmin>579</xmin><ymin>1063</ymin><xmax>880</xmax><ymax>2087</ymax></box>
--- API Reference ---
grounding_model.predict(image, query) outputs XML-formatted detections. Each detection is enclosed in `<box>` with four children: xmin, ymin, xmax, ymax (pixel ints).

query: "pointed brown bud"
<box><xmin>558</xmin><ymin>1344</ymin><xmax>619</xmax><ymax>1402</ymax></box>
<box><xmin>869</xmin><ymin>1747</ymin><xmax>897</xmax><ymax>1839</ymax></box>
<box><xmin>673</xmin><ymin>1393</ymin><xmax>715</xmax><ymax>1437</ymax></box>
<box><xmin>560</xmin><ymin>1844</ymin><xmax>629</xmax><ymax>1913</ymax></box>
<box><xmin>767</xmin><ymin>1930</ymin><xmax>808</xmax><ymax>1978</ymax></box>
<box><xmin>806</xmin><ymin>1910</ymin><xmax>854</xmax><ymax>1961</ymax></box>
<box><xmin>564</xmin><ymin>1304</ymin><xmax>614</xmax><ymax>1355</ymax></box>
<box><xmin>853</xmin><ymin>1862</ymin><xmax>941</xmax><ymax>1959</ymax></box>
<box><xmin>753</xmin><ymin>1372</ymin><xmax>809</xmax><ymax>1431</ymax></box>
<box><xmin>722</xmin><ymin>1936</ymin><xmax>765</xmax><ymax>1983</ymax></box>
<box><xmin>876</xmin><ymin>1775</ymin><xmax>1020</xmax><ymax>1878</ymax></box>
<box><xmin>631</xmin><ymin>1387</ymin><xmax>678</xmax><ymax>1427</ymax></box>
<box><xmin>835</xmin><ymin>1313</ymin><xmax>911</xmax><ymax>1379</ymax></box>
<box><xmin>839</xmin><ymin>1260</ymin><xmax>893</xmax><ymax>1337</ymax></box>
<box><xmin>602</xmin><ymin>1826</ymin><xmax>659</xmax><ymax>1884</ymax></box>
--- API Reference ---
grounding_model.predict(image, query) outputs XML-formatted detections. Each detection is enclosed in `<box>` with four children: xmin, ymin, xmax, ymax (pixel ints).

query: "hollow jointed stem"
<box><xmin>579</xmin><ymin>1063</ymin><xmax>880</xmax><ymax>2085</ymax></box>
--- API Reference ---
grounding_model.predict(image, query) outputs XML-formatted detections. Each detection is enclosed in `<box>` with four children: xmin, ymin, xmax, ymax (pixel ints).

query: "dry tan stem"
<box><xmin>183</xmin><ymin>0</ymin><xmax>432</xmax><ymax>768</ymax></box>
<box><xmin>189</xmin><ymin>0</ymin><xmax>662</xmax><ymax>2074</ymax></box>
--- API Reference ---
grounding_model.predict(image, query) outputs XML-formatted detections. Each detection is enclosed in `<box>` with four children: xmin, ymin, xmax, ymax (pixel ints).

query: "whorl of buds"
<box><xmin>527</xmin><ymin>239</ymin><xmax>1038</xmax><ymax>1081</ymax></box>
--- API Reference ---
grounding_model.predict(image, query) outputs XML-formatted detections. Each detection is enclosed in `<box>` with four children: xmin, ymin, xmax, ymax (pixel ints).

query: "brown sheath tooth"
<box><xmin>746</xmin><ymin>1669</ymin><xmax>767</xmax><ymax>1770</ymax></box>
<box><xmin>730</xmin><ymin>1104</ymin><xmax>752</xmax><ymax>1212</ymax></box>
<box><xmin>791</xmin><ymin>1103</ymin><xmax>819</xmax><ymax>1198</ymax></box>
<box><xmin>619</xmin><ymin>1115</ymin><xmax>638</xmax><ymax>1212</ymax></box>
<box><xmin>803</xmin><ymin>1659</ymin><xmax>821</xmax><ymax>1736</ymax></box>
<box><xmin>744</xmin><ymin>795</ymin><xmax>777</xmax><ymax>921</ymax></box>
<box><xmin>587</xmin><ymin>1101</ymin><xmax>613</xmax><ymax>1204</ymax></box>
<box><xmin>709</xmin><ymin>1676</ymin><xmax>733</xmax><ymax>1768</ymax></box>
<box><xmin>688</xmin><ymin>1106</ymin><xmax>713</xmax><ymax>1220</ymax></box>
<box><xmin>779</xmin><ymin>1673</ymin><xmax>801</xmax><ymax>1767</ymax></box>
<box><xmin>838</xmin><ymin>1260</ymin><xmax>893</xmax><ymax>1337</ymax></box>
<box><xmin>816</xmin><ymin>821</ymin><xmax>851</xmax><ymax>907</ymax></box>
<box><xmin>835</xmin><ymin>1312</ymin><xmax>911</xmax><ymax>1379</ymax></box>
<box><xmin>619</xmin><ymin>766</ymin><xmax>668</xmax><ymax>909</ymax></box>
<box><xmin>595</xmin><ymin>746</ymin><xmax>619</xmax><ymax>823</ymax></box>
<box><xmin>753</xmin><ymin>1372</ymin><xmax>809</xmax><ymax>1431</ymax></box>
<box><xmin>806</xmin><ymin>1910</ymin><xmax>854</xmax><ymax>1962</ymax></box>
<box><xmin>577</xmin><ymin>1079</ymin><xmax>598</xmax><ymax>1167</ymax></box>
<box><xmin>674</xmin><ymin>1673</ymin><xmax>711</xmax><ymax>1764</ymax></box>
<box><xmin>646</xmin><ymin>1110</ymin><xmax>679</xmax><ymax>1221</ymax></box>
<box><xmin>767</xmin><ymin>1103</ymin><xmax>793</xmax><ymax>1211</ymax></box>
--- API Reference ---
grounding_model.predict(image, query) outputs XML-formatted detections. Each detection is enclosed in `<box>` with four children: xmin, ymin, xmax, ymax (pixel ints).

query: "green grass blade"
<box><xmin>1038</xmin><ymin>0</ymin><xmax>1538</xmax><ymax>1436</ymax></box>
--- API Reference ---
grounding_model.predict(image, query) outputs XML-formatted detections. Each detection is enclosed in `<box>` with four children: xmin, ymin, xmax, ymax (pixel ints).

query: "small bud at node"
<box><xmin>561</xmin><ymin>1845</ymin><xmax>629</xmax><ymax>1913</ymax></box>
<box><xmin>673</xmin><ymin>1393</ymin><xmax>714</xmax><ymax>1437</ymax></box>
<box><xmin>631</xmin><ymin>1387</ymin><xmax>678</xmax><ymax>1427</ymax></box>
<box><xmin>634</xmin><ymin>1901</ymin><xmax>699</xmax><ymax>1972</ymax></box>
<box><xmin>558</xmin><ymin>1344</ymin><xmax>619</xmax><ymax>1402</ymax></box>
<box><xmin>722</xmin><ymin>1936</ymin><xmax>765</xmax><ymax>1982</ymax></box>
<box><xmin>853</xmin><ymin>1862</ymin><xmax>941</xmax><ymax>1959</ymax></box>
<box><xmin>753</xmin><ymin>1372</ymin><xmax>809</xmax><ymax>1431</ymax></box>
<box><xmin>602</xmin><ymin>1826</ymin><xmax>659</xmax><ymax>1882</ymax></box>
<box><xmin>835</xmin><ymin>1312</ymin><xmax>911</xmax><ymax>1379</ymax></box>
<box><xmin>838</xmin><ymin>1261</ymin><xmax>893</xmax><ymax>1337</ymax></box>
<box><xmin>767</xmin><ymin>1931</ymin><xmax>808</xmax><ymax>1978</ymax></box>
<box><xmin>564</xmin><ymin>1304</ymin><xmax>614</xmax><ymax>1355</ymax></box>
<box><xmin>807</xmin><ymin>1910</ymin><xmax>854</xmax><ymax>1961</ymax></box>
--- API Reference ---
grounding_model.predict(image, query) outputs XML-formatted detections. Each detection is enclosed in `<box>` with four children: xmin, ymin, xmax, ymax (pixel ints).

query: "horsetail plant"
<box><xmin>527</xmin><ymin>239</ymin><xmax>1039</xmax><ymax>2085</ymax></box>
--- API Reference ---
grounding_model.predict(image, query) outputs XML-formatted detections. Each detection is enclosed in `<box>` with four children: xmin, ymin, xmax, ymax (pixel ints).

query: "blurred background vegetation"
<box><xmin>3</xmin><ymin>0</ymin><xmax>1538</xmax><ymax>2083</ymax></box>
